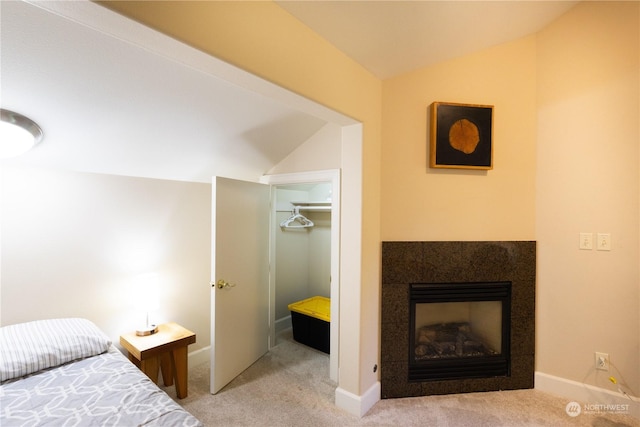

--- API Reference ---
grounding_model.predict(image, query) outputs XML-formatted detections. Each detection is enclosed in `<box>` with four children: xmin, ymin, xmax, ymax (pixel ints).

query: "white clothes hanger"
<box><xmin>280</xmin><ymin>207</ymin><xmax>314</xmax><ymax>229</ymax></box>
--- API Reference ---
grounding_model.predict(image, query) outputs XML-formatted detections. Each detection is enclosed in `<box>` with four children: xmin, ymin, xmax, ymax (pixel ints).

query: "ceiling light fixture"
<box><xmin>0</xmin><ymin>109</ymin><xmax>43</xmax><ymax>159</ymax></box>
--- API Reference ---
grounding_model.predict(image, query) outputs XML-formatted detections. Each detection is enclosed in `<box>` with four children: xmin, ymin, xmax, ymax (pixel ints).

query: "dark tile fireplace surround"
<box><xmin>381</xmin><ymin>241</ymin><xmax>536</xmax><ymax>398</ymax></box>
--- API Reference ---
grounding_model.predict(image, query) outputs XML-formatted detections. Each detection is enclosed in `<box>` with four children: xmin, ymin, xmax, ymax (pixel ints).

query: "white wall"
<box><xmin>307</xmin><ymin>210</ymin><xmax>331</xmax><ymax>297</ymax></box>
<box><xmin>0</xmin><ymin>108</ymin><xmax>343</xmax><ymax>377</ymax></box>
<box><xmin>0</xmin><ymin>167</ymin><xmax>211</xmax><ymax>354</ymax></box>
<box><xmin>275</xmin><ymin>185</ymin><xmax>332</xmax><ymax>321</ymax></box>
<box><xmin>268</xmin><ymin>123</ymin><xmax>342</xmax><ymax>175</ymax></box>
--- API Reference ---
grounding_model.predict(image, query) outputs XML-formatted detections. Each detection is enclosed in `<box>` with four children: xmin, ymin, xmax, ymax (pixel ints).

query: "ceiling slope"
<box><xmin>0</xmin><ymin>1</ymin><xmax>330</xmax><ymax>183</ymax></box>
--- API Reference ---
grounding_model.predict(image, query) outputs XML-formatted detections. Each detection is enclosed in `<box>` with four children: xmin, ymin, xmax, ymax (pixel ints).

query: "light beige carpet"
<box><xmin>162</xmin><ymin>330</ymin><xmax>637</xmax><ymax>427</ymax></box>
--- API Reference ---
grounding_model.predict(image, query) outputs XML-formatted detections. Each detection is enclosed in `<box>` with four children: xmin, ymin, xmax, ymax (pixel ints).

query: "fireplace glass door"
<box><xmin>414</xmin><ymin>300</ymin><xmax>502</xmax><ymax>360</ymax></box>
<box><xmin>409</xmin><ymin>282</ymin><xmax>511</xmax><ymax>381</ymax></box>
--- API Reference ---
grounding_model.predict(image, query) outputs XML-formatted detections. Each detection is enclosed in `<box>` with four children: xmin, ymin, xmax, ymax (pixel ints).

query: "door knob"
<box><xmin>216</xmin><ymin>279</ymin><xmax>236</xmax><ymax>289</ymax></box>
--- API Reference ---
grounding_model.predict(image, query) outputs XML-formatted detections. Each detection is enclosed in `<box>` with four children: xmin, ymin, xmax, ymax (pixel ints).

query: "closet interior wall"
<box><xmin>274</xmin><ymin>183</ymin><xmax>332</xmax><ymax>332</ymax></box>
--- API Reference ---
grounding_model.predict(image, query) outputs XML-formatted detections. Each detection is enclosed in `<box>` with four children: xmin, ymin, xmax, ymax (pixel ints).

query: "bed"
<box><xmin>0</xmin><ymin>318</ymin><xmax>203</xmax><ymax>426</ymax></box>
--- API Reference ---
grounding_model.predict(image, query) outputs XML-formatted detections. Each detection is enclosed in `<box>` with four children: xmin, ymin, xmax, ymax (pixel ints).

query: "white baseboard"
<box><xmin>535</xmin><ymin>371</ymin><xmax>639</xmax><ymax>419</ymax></box>
<box><xmin>275</xmin><ymin>316</ymin><xmax>292</xmax><ymax>335</ymax></box>
<box><xmin>188</xmin><ymin>346</ymin><xmax>210</xmax><ymax>370</ymax></box>
<box><xmin>335</xmin><ymin>381</ymin><xmax>381</xmax><ymax>418</ymax></box>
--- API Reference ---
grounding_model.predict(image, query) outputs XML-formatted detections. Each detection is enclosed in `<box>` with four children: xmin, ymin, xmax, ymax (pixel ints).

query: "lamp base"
<box><xmin>136</xmin><ymin>324</ymin><xmax>158</xmax><ymax>336</ymax></box>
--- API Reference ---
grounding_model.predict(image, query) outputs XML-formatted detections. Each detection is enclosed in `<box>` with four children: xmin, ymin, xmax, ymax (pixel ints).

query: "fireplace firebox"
<box><xmin>409</xmin><ymin>282</ymin><xmax>511</xmax><ymax>382</ymax></box>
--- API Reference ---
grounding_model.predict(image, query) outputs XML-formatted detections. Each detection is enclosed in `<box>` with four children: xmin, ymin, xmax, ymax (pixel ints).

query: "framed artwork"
<box><xmin>429</xmin><ymin>102</ymin><xmax>494</xmax><ymax>170</ymax></box>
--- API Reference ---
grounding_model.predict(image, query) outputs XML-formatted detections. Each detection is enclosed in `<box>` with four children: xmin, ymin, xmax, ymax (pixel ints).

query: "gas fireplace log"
<box><xmin>415</xmin><ymin>322</ymin><xmax>496</xmax><ymax>360</ymax></box>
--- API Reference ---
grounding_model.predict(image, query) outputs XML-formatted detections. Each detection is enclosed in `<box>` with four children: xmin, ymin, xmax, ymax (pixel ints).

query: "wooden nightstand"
<box><xmin>120</xmin><ymin>322</ymin><xmax>196</xmax><ymax>399</ymax></box>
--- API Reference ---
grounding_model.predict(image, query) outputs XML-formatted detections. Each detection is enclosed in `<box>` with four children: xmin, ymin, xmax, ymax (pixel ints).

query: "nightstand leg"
<box><xmin>128</xmin><ymin>353</ymin><xmax>140</xmax><ymax>368</ymax></box>
<box><xmin>160</xmin><ymin>352</ymin><xmax>174</xmax><ymax>386</ymax></box>
<box><xmin>140</xmin><ymin>357</ymin><xmax>159</xmax><ymax>384</ymax></box>
<box><xmin>172</xmin><ymin>346</ymin><xmax>189</xmax><ymax>398</ymax></box>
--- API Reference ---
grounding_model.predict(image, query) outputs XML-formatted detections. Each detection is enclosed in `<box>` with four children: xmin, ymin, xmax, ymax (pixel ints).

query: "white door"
<box><xmin>210</xmin><ymin>176</ymin><xmax>270</xmax><ymax>394</ymax></box>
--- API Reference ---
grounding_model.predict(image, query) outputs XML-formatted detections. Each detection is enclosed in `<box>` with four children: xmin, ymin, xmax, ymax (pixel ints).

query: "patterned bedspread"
<box><xmin>0</xmin><ymin>346</ymin><xmax>203</xmax><ymax>427</ymax></box>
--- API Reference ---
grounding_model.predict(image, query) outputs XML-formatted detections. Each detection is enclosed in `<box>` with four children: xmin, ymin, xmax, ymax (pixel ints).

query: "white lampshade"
<box><xmin>0</xmin><ymin>109</ymin><xmax>43</xmax><ymax>159</ymax></box>
<box><xmin>133</xmin><ymin>273</ymin><xmax>160</xmax><ymax>336</ymax></box>
<box><xmin>134</xmin><ymin>274</ymin><xmax>159</xmax><ymax>311</ymax></box>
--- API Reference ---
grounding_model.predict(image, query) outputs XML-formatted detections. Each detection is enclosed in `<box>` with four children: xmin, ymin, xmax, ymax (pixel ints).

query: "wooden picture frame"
<box><xmin>429</xmin><ymin>102</ymin><xmax>494</xmax><ymax>170</ymax></box>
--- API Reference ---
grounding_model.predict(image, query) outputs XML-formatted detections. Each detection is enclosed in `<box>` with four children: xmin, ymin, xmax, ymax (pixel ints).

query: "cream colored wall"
<box><xmin>101</xmin><ymin>1</ymin><xmax>382</xmax><ymax>398</ymax></box>
<box><xmin>0</xmin><ymin>167</ymin><xmax>211</xmax><ymax>355</ymax></box>
<box><xmin>382</xmin><ymin>0</ymin><xmax>639</xmax><ymax>398</ymax></box>
<box><xmin>381</xmin><ymin>35</ymin><xmax>537</xmax><ymax>241</ymax></box>
<box><xmin>536</xmin><ymin>1</ymin><xmax>639</xmax><ymax>394</ymax></box>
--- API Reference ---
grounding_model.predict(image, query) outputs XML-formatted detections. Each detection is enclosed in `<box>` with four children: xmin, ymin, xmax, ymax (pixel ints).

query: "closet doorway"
<box><xmin>266</xmin><ymin>170</ymin><xmax>340</xmax><ymax>382</ymax></box>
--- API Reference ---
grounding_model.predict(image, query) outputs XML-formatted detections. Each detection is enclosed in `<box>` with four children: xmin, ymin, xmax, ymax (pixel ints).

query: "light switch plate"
<box><xmin>579</xmin><ymin>233</ymin><xmax>593</xmax><ymax>250</ymax></box>
<box><xmin>597</xmin><ymin>233</ymin><xmax>611</xmax><ymax>251</ymax></box>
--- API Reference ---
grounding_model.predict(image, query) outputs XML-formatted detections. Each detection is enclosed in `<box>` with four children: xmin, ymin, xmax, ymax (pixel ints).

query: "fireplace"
<box><xmin>381</xmin><ymin>241</ymin><xmax>535</xmax><ymax>398</ymax></box>
<box><xmin>409</xmin><ymin>282</ymin><xmax>511</xmax><ymax>382</ymax></box>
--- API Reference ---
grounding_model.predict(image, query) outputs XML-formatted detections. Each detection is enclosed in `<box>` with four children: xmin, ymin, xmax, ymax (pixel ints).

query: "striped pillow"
<box><xmin>0</xmin><ymin>318</ymin><xmax>112</xmax><ymax>383</ymax></box>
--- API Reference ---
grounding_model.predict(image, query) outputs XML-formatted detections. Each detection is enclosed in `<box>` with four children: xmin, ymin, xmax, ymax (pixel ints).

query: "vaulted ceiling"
<box><xmin>0</xmin><ymin>1</ymin><xmax>578</xmax><ymax>182</ymax></box>
<box><xmin>276</xmin><ymin>1</ymin><xmax>578</xmax><ymax>79</ymax></box>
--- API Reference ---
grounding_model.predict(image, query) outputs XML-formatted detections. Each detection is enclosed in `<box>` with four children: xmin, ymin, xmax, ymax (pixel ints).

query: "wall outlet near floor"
<box><xmin>595</xmin><ymin>352</ymin><xmax>609</xmax><ymax>371</ymax></box>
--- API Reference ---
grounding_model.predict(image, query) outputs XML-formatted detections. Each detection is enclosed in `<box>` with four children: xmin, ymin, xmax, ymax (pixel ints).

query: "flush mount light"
<box><xmin>0</xmin><ymin>109</ymin><xmax>43</xmax><ymax>159</ymax></box>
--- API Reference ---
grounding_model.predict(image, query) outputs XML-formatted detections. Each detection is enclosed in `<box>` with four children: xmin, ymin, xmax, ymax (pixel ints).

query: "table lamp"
<box><xmin>134</xmin><ymin>273</ymin><xmax>159</xmax><ymax>336</ymax></box>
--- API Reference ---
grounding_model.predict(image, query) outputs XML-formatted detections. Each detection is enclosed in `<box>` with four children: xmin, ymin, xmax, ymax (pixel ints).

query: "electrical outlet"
<box><xmin>595</xmin><ymin>352</ymin><xmax>609</xmax><ymax>371</ymax></box>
